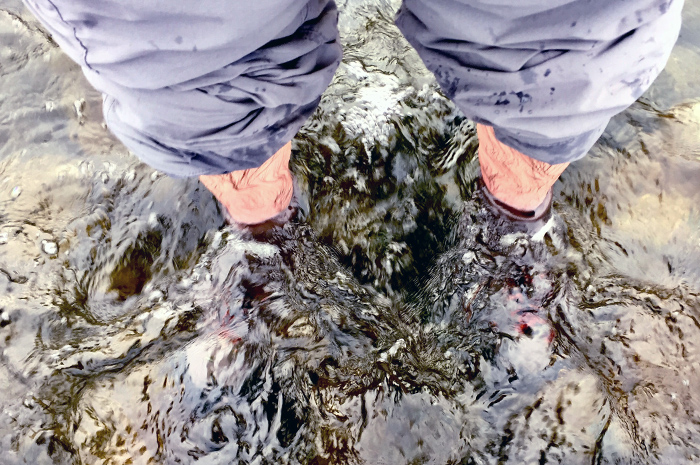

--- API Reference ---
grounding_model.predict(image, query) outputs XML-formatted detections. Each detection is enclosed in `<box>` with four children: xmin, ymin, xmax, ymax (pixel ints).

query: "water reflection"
<box><xmin>1</xmin><ymin>0</ymin><xmax>700</xmax><ymax>463</ymax></box>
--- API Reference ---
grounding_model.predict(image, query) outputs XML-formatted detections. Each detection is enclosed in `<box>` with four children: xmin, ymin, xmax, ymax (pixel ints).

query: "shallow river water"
<box><xmin>2</xmin><ymin>1</ymin><xmax>700</xmax><ymax>464</ymax></box>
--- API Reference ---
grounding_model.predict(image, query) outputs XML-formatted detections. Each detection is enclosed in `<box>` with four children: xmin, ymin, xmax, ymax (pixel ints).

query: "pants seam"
<box><xmin>44</xmin><ymin>0</ymin><xmax>94</xmax><ymax>72</ymax></box>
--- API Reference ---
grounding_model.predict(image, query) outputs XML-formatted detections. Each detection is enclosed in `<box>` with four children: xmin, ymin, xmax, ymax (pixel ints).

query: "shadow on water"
<box><xmin>1</xmin><ymin>0</ymin><xmax>700</xmax><ymax>464</ymax></box>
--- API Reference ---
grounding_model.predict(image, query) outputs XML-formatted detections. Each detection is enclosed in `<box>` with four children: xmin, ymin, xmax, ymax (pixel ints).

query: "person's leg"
<box><xmin>396</xmin><ymin>0</ymin><xmax>683</xmax><ymax>215</ymax></box>
<box><xmin>477</xmin><ymin>125</ymin><xmax>568</xmax><ymax>213</ymax></box>
<box><xmin>199</xmin><ymin>143</ymin><xmax>294</xmax><ymax>225</ymax></box>
<box><xmin>22</xmin><ymin>0</ymin><xmax>342</xmax><ymax>224</ymax></box>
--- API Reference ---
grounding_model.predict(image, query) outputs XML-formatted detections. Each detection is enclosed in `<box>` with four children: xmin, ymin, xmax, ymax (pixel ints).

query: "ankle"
<box><xmin>199</xmin><ymin>142</ymin><xmax>294</xmax><ymax>225</ymax></box>
<box><xmin>476</xmin><ymin>124</ymin><xmax>568</xmax><ymax>212</ymax></box>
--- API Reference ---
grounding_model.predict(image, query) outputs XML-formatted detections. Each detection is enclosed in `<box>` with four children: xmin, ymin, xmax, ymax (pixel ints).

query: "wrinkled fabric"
<box><xmin>199</xmin><ymin>142</ymin><xmax>294</xmax><ymax>225</ymax></box>
<box><xmin>22</xmin><ymin>0</ymin><xmax>342</xmax><ymax>177</ymax></box>
<box><xmin>478</xmin><ymin>124</ymin><xmax>568</xmax><ymax>211</ymax></box>
<box><xmin>22</xmin><ymin>0</ymin><xmax>683</xmax><ymax>176</ymax></box>
<box><xmin>397</xmin><ymin>0</ymin><xmax>684</xmax><ymax>164</ymax></box>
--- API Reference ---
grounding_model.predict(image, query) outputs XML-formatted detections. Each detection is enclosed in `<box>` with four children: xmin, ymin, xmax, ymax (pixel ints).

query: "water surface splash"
<box><xmin>1</xmin><ymin>0</ymin><xmax>700</xmax><ymax>463</ymax></box>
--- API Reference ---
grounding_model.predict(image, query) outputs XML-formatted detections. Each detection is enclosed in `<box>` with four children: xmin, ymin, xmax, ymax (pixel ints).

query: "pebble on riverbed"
<box><xmin>41</xmin><ymin>240</ymin><xmax>58</xmax><ymax>255</ymax></box>
<box><xmin>0</xmin><ymin>310</ymin><xmax>10</xmax><ymax>328</ymax></box>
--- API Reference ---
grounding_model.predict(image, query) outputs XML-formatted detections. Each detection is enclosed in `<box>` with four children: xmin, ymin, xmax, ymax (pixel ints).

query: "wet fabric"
<box><xmin>22</xmin><ymin>0</ymin><xmax>683</xmax><ymax>176</ymax></box>
<box><xmin>396</xmin><ymin>0</ymin><xmax>684</xmax><ymax>164</ymax></box>
<box><xmin>21</xmin><ymin>0</ymin><xmax>343</xmax><ymax>177</ymax></box>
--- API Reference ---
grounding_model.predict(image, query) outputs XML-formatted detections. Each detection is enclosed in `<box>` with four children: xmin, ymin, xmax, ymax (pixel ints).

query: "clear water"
<box><xmin>1</xmin><ymin>0</ymin><xmax>700</xmax><ymax>463</ymax></box>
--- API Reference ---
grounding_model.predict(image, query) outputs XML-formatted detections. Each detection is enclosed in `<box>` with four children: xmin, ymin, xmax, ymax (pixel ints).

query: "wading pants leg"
<box><xmin>22</xmin><ymin>0</ymin><xmax>343</xmax><ymax>178</ymax></box>
<box><xmin>396</xmin><ymin>0</ymin><xmax>683</xmax><ymax>210</ymax></box>
<box><xmin>22</xmin><ymin>0</ymin><xmax>343</xmax><ymax>223</ymax></box>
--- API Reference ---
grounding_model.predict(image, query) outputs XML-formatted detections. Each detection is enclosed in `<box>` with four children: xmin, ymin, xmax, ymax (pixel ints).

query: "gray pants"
<box><xmin>23</xmin><ymin>0</ymin><xmax>683</xmax><ymax>176</ymax></box>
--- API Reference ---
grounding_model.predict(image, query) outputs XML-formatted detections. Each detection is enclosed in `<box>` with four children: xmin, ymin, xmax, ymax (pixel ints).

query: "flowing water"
<box><xmin>1</xmin><ymin>0</ymin><xmax>700</xmax><ymax>463</ymax></box>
